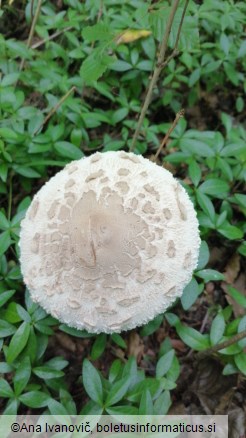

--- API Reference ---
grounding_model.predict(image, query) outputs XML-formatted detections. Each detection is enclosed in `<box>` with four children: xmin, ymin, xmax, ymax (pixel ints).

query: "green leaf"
<box><xmin>234</xmin><ymin>194</ymin><xmax>246</xmax><ymax>209</ymax></box>
<box><xmin>0</xmin><ymin>290</ymin><xmax>15</xmax><ymax>307</ymax></box>
<box><xmin>1</xmin><ymin>73</ymin><xmax>20</xmax><ymax>87</ymax></box>
<box><xmin>196</xmin><ymin>269</ymin><xmax>224</xmax><ymax>282</ymax></box>
<box><xmin>59</xmin><ymin>388</ymin><xmax>77</xmax><ymax>415</ymax></box>
<box><xmin>3</xmin><ymin>398</ymin><xmax>18</xmax><ymax>415</ymax></box>
<box><xmin>222</xmin><ymin>363</ymin><xmax>238</xmax><ymax>376</ymax></box>
<box><xmin>180</xmin><ymin>138</ymin><xmax>213</xmax><ymax>157</ymax></box>
<box><xmin>111</xmin><ymin>333</ymin><xmax>127</xmax><ymax>349</ymax></box>
<box><xmin>153</xmin><ymin>390</ymin><xmax>171</xmax><ymax>415</ymax></box>
<box><xmin>238</xmin><ymin>316</ymin><xmax>246</xmax><ymax>349</ymax></box>
<box><xmin>127</xmin><ymin>379</ymin><xmax>160</xmax><ymax>403</ymax></box>
<box><xmin>140</xmin><ymin>314</ymin><xmax>163</xmax><ymax>336</ymax></box>
<box><xmin>196</xmin><ymin>190</ymin><xmax>215</xmax><ymax>221</ymax></box>
<box><xmin>220</xmin><ymin>33</ymin><xmax>230</xmax><ymax>55</ymax></box>
<box><xmin>238</xmin><ymin>242</ymin><xmax>246</xmax><ymax>257</ymax></box>
<box><xmin>219</xmin><ymin>338</ymin><xmax>242</xmax><ymax>355</ymax></box>
<box><xmin>199</xmin><ymin>179</ymin><xmax>229</xmax><ymax>197</ymax></box>
<box><xmin>150</xmin><ymin>6</ymin><xmax>199</xmax><ymax>50</ymax></box>
<box><xmin>54</xmin><ymin>141</ymin><xmax>83</xmax><ymax>160</ymax></box>
<box><xmin>139</xmin><ymin>389</ymin><xmax>153</xmax><ymax>415</ymax></box>
<box><xmin>80</xmin><ymin>49</ymin><xmax>115</xmax><ymax>83</ymax></box>
<box><xmin>176</xmin><ymin>323</ymin><xmax>210</xmax><ymax>351</ymax></box>
<box><xmin>6</xmin><ymin>322</ymin><xmax>31</xmax><ymax>363</ymax></box>
<box><xmin>6</xmin><ymin>40</ymin><xmax>32</xmax><ymax>59</ymax></box>
<box><xmin>203</xmin><ymin>60</ymin><xmax>222</xmax><ymax>74</ymax></box>
<box><xmin>109</xmin><ymin>360</ymin><xmax>122</xmax><ymax>383</ymax></box>
<box><xmin>45</xmin><ymin>357</ymin><xmax>68</xmax><ymax>370</ymax></box>
<box><xmin>105</xmin><ymin>377</ymin><xmax>130</xmax><ymax>407</ymax></box>
<box><xmin>0</xmin><ymin>320</ymin><xmax>16</xmax><ymax>337</ymax></box>
<box><xmin>216</xmin><ymin>211</ymin><xmax>227</xmax><ymax>229</ymax></box>
<box><xmin>181</xmin><ymin>278</ymin><xmax>201</xmax><ymax>310</ymax></box>
<box><xmin>59</xmin><ymin>324</ymin><xmax>94</xmax><ymax>338</ymax></box>
<box><xmin>33</xmin><ymin>366</ymin><xmax>64</xmax><ymax>380</ymax></box>
<box><xmin>166</xmin><ymin>356</ymin><xmax>180</xmax><ymax>382</ymax></box>
<box><xmin>82</xmin><ymin>23</ymin><xmax>113</xmax><ymax>42</ymax></box>
<box><xmin>0</xmin><ymin>378</ymin><xmax>14</xmax><ymax>398</ymax></box>
<box><xmin>13</xmin><ymin>356</ymin><xmax>31</xmax><ymax>396</ymax></box>
<box><xmin>48</xmin><ymin>399</ymin><xmax>69</xmax><ymax>416</ymax></box>
<box><xmin>0</xmin><ymin>128</ymin><xmax>17</xmax><ymax>140</ymax></box>
<box><xmin>156</xmin><ymin>350</ymin><xmax>175</xmax><ymax>378</ymax></box>
<box><xmin>165</xmin><ymin>313</ymin><xmax>180</xmax><ymax>327</ymax></box>
<box><xmin>28</xmin><ymin>114</ymin><xmax>44</xmax><ymax>136</ymax></box>
<box><xmin>188</xmin><ymin>160</ymin><xmax>201</xmax><ymax>186</ymax></box>
<box><xmin>0</xmin><ymin>231</ymin><xmax>11</xmax><ymax>256</ymax></box>
<box><xmin>106</xmin><ymin>405</ymin><xmax>138</xmax><ymax>415</ymax></box>
<box><xmin>34</xmin><ymin>322</ymin><xmax>54</xmax><ymax>335</ymax></box>
<box><xmin>111</xmin><ymin>108</ymin><xmax>128</xmax><ymax>124</ymax></box>
<box><xmin>238</xmin><ymin>40</ymin><xmax>246</xmax><ymax>58</ymax></box>
<box><xmin>226</xmin><ymin>286</ymin><xmax>246</xmax><ymax>308</ymax></box>
<box><xmin>159</xmin><ymin>377</ymin><xmax>176</xmax><ymax>390</ymax></box>
<box><xmin>16</xmin><ymin>304</ymin><xmax>31</xmax><ymax>322</ymax></box>
<box><xmin>0</xmin><ymin>362</ymin><xmax>13</xmax><ymax>373</ymax></box>
<box><xmin>109</xmin><ymin>60</ymin><xmax>133</xmax><ymax>72</ymax></box>
<box><xmin>210</xmin><ymin>314</ymin><xmax>225</xmax><ymax>345</ymax></box>
<box><xmin>91</xmin><ymin>334</ymin><xmax>107</xmax><ymax>360</ymax></box>
<box><xmin>14</xmin><ymin>166</ymin><xmax>41</xmax><ymax>178</ymax></box>
<box><xmin>196</xmin><ymin>241</ymin><xmax>209</xmax><ymax>270</ymax></box>
<box><xmin>217</xmin><ymin>157</ymin><xmax>233</xmax><ymax>181</ymax></box>
<box><xmin>0</xmin><ymin>162</ymin><xmax>8</xmax><ymax>182</ymax></box>
<box><xmin>82</xmin><ymin>359</ymin><xmax>103</xmax><ymax>406</ymax></box>
<box><xmin>234</xmin><ymin>352</ymin><xmax>246</xmax><ymax>375</ymax></box>
<box><xmin>218</xmin><ymin>222</ymin><xmax>243</xmax><ymax>240</ymax></box>
<box><xmin>189</xmin><ymin>68</ymin><xmax>201</xmax><ymax>87</ymax></box>
<box><xmin>221</xmin><ymin>142</ymin><xmax>245</xmax><ymax>157</ymax></box>
<box><xmin>0</xmin><ymin>212</ymin><xmax>9</xmax><ymax>230</ymax></box>
<box><xmin>19</xmin><ymin>391</ymin><xmax>51</xmax><ymax>408</ymax></box>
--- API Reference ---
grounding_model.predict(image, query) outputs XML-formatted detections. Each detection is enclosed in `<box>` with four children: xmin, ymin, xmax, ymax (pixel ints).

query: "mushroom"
<box><xmin>19</xmin><ymin>151</ymin><xmax>200</xmax><ymax>333</ymax></box>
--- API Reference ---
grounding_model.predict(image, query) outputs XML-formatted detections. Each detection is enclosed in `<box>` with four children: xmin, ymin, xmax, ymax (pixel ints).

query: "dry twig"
<box><xmin>31</xmin><ymin>26</ymin><xmax>73</xmax><ymax>49</ymax></box>
<box><xmin>33</xmin><ymin>86</ymin><xmax>76</xmax><ymax>135</ymax></box>
<box><xmin>130</xmin><ymin>0</ymin><xmax>190</xmax><ymax>152</ymax></box>
<box><xmin>154</xmin><ymin>108</ymin><xmax>184</xmax><ymax>162</ymax></box>
<box><xmin>19</xmin><ymin>0</ymin><xmax>43</xmax><ymax>73</ymax></box>
<box><xmin>196</xmin><ymin>330</ymin><xmax>246</xmax><ymax>360</ymax></box>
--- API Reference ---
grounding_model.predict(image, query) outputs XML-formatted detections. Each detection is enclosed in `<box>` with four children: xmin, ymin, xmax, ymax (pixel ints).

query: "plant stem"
<box><xmin>31</xmin><ymin>27</ymin><xmax>73</xmax><ymax>49</ymax></box>
<box><xmin>130</xmin><ymin>0</ymin><xmax>180</xmax><ymax>152</ymax></box>
<box><xmin>196</xmin><ymin>330</ymin><xmax>246</xmax><ymax>360</ymax></box>
<box><xmin>33</xmin><ymin>86</ymin><xmax>76</xmax><ymax>135</ymax></box>
<box><xmin>7</xmin><ymin>173</ymin><xmax>13</xmax><ymax>221</ymax></box>
<box><xmin>173</xmin><ymin>0</ymin><xmax>190</xmax><ymax>49</ymax></box>
<box><xmin>130</xmin><ymin>0</ymin><xmax>189</xmax><ymax>152</ymax></box>
<box><xmin>130</xmin><ymin>0</ymin><xmax>190</xmax><ymax>153</ymax></box>
<box><xmin>154</xmin><ymin>108</ymin><xmax>184</xmax><ymax>161</ymax></box>
<box><xmin>19</xmin><ymin>0</ymin><xmax>43</xmax><ymax>73</ymax></box>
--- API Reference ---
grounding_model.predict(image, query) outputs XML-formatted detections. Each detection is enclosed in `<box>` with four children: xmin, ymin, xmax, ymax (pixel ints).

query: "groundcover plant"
<box><xmin>0</xmin><ymin>0</ymin><xmax>245</xmax><ymax>431</ymax></box>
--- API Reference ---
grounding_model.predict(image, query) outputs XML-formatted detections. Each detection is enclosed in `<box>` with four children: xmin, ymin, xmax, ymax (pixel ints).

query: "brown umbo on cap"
<box><xmin>19</xmin><ymin>151</ymin><xmax>200</xmax><ymax>333</ymax></box>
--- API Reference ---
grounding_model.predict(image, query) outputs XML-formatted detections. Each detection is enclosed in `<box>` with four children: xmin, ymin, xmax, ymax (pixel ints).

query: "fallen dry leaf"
<box><xmin>116</xmin><ymin>29</ymin><xmax>151</xmax><ymax>45</ymax></box>
<box><xmin>55</xmin><ymin>332</ymin><xmax>76</xmax><ymax>353</ymax></box>
<box><xmin>223</xmin><ymin>253</ymin><xmax>241</xmax><ymax>283</ymax></box>
<box><xmin>222</xmin><ymin>272</ymin><xmax>246</xmax><ymax>317</ymax></box>
<box><xmin>170</xmin><ymin>338</ymin><xmax>187</xmax><ymax>352</ymax></box>
<box><xmin>127</xmin><ymin>331</ymin><xmax>144</xmax><ymax>363</ymax></box>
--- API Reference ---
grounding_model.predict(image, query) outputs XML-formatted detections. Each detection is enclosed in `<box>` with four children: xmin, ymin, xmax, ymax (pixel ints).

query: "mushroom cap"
<box><xmin>19</xmin><ymin>151</ymin><xmax>200</xmax><ymax>333</ymax></box>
